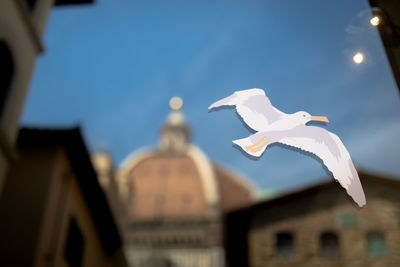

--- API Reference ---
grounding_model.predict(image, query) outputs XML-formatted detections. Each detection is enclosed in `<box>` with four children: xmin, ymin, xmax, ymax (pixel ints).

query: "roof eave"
<box><xmin>55</xmin><ymin>0</ymin><xmax>95</xmax><ymax>6</ymax></box>
<box><xmin>17</xmin><ymin>127</ymin><xmax>122</xmax><ymax>256</ymax></box>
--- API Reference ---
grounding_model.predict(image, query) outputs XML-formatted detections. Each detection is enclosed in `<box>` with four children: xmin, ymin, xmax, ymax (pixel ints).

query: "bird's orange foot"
<box><xmin>245</xmin><ymin>137</ymin><xmax>270</xmax><ymax>152</ymax></box>
<box><xmin>250</xmin><ymin>139</ymin><xmax>271</xmax><ymax>152</ymax></box>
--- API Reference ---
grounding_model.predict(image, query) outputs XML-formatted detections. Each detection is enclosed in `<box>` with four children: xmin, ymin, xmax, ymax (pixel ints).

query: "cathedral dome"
<box><xmin>117</xmin><ymin>97</ymin><xmax>253</xmax><ymax>223</ymax></box>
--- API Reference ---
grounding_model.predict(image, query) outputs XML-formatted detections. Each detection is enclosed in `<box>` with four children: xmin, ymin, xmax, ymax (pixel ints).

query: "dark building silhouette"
<box><xmin>369</xmin><ymin>0</ymin><xmax>400</xmax><ymax>93</ymax></box>
<box><xmin>0</xmin><ymin>0</ymin><xmax>94</xmax><ymax>206</ymax></box>
<box><xmin>225</xmin><ymin>170</ymin><xmax>400</xmax><ymax>267</ymax></box>
<box><xmin>0</xmin><ymin>127</ymin><xmax>127</xmax><ymax>267</ymax></box>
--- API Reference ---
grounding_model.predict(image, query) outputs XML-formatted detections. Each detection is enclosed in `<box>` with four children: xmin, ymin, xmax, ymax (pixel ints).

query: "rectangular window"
<box><xmin>276</xmin><ymin>232</ymin><xmax>295</xmax><ymax>259</ymax></box>
<box><xmin>338</xmin><ymin>212</ymin><xmax>358</xmax><ymax>228</ymax></box>
<box><xmin>367</xmin><ymin>231</ymin><xmax>389</xmax><ymax>258</ymax></box>
<box><xmin>0</xmin><ymin>41</ymin><xmax>14</xmax><ymax>114</ymax></box>
<box><xmin>64</xmin><ymin>218</ymin><xmax>85</xmax><ymax>267</ymax></box>
<box><xmin>24</xmin><ymin>0</ymin><xmax>38</xmax><ymax>11</ymax></box>
<box><xmin>320</xmin><ymin>232</ymin><xmax>340</xmax><ymax>258</ymax></box>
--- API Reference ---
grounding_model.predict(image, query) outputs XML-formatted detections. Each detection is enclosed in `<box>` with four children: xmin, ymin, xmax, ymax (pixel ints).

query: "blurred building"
<box><xmin>225</xmin><ymin>171</ymin><xmax>400</xmax><ymax>267</ymax></box>
<box><xmin>0</xmin><ymin>127</ymin><xmax>127</xmax><ymax>267</ymax></box>
<box><xmin>0</xmin><ymin>0</ymin><xmax>93</xmax><ymax>195</ymax></box>
<box><xmin>115</xmin><ymin>98</ymin><xmax>254</xmax><ymax>267</ymax></box>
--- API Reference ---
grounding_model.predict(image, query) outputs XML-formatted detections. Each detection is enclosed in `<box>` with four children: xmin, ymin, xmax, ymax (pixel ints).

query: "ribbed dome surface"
<box><xmin>128</xmin><ymin>153</ymin><xmax>208</xmax><ymax>220</ymax></box>
<box><xmin>119</xmin><ymin>97</ymin><xmax>254</xmax><ymax>223</ymax></box>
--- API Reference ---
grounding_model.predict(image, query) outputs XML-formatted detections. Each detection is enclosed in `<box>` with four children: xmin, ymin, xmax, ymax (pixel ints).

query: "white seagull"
<box><xmin>209</xmin><ymin>88</ymin><xmax>366</xmax><ymax>207</ymax></box>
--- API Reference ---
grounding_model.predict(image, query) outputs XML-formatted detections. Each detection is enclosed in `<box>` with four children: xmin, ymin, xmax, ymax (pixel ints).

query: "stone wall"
<box><xmin>247</xmin><ymin>178</ymin><xmax>400</xmax><ymax>267</ymax></box>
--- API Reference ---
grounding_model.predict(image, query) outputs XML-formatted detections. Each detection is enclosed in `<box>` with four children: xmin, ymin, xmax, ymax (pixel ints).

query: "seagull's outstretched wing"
<box><xmin>277</xmin><ymin>125</ymin><xmax>366</xmax><ymax>207</ymax></box>
<box><xmin>208</xmin><ymin>88</ymin><xmax>285</xmax><ymax>132</ymax></box>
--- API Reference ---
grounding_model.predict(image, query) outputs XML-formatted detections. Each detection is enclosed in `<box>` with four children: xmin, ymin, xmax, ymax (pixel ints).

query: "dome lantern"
<box><xmin>159</xmin><ymin>97</ymin><xmax>191</xmax><ymax>152</ymax></box>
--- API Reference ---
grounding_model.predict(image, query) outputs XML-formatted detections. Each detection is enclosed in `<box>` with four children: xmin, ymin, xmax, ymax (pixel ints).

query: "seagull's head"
<box><xmin>294</xmin><ymin>111</ymin><xmax>329</xmax><ymax>125</ymax></box>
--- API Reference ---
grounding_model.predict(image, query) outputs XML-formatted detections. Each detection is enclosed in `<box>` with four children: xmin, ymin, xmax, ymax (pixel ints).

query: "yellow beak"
<box><xmin>309</xmin><ymin>116</ymin><xmax>329</xmax><ymax>122</ymax></box>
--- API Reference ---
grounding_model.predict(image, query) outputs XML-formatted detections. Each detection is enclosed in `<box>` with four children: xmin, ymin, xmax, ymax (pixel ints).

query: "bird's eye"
<box><xmin>303</xmin><ymin>114</ymin><xmax>306</xmax><ymax>117</ymax></box>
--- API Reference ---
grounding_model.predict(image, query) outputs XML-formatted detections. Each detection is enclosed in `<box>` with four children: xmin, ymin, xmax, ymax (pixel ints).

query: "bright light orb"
<box><xmin>370</xmin><ymin>16</ymin><xmax>380</xmax><ymax>26</ymax></box>
<box><xmin>169</xmin><ymin>96</ymin><xmax>183</xmax><ymax>110</ymax></box>
<box><xmin>353</xmin><ymin>52</ymin><xmax>364</xmax><ymax>64</ymax></box>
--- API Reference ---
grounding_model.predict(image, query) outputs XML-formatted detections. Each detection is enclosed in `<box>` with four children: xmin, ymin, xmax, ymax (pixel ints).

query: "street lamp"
<box><xmin>353</xmin><ymin>52</ymin><xmax>364</xmax><ymax>64</ymax></box>
<box><xmin>370</xmin><ymin>16</ymin><xmax>380</xmax><ymax>26</ymax></box>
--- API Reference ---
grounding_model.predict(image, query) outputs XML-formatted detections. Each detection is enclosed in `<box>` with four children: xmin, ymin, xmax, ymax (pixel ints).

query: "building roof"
<box><xmin>17</xmin><ymin>127</ymin><xmax>122</xmax><ymax>256</ymax></box>
<box><xmin>55</xmin><ymin>0</ymin><xmax>94</xmax><ymax>6</ymax></box>
<box><xmin>229</xmin><ymin>169</ymin><xmax>400</xmax><ymax>217</ymax></box>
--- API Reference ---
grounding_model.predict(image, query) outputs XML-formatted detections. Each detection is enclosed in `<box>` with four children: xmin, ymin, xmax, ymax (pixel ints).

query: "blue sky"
<box><xmin>22</xmin><ymin>0</ymin><xmax>400</xmax><ymax>192</ymax></box>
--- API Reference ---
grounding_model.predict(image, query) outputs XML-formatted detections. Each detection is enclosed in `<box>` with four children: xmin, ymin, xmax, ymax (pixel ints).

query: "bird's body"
<box><xmin>209</xmin><ymin>88</ymin><xmax>366</xmax><ymax>207</ymax></box>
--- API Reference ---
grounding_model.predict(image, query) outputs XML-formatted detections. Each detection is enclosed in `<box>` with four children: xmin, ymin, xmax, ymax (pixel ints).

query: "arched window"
<box><xmin>0</xmin><ymin>41</ymin><xmax>14</xmax><ymax>115</ymax></box>
<box><xmin>275</xmin><ymin>232</ymin><xmax>295</xmax><ymax>259</ymax></box>
<box><xmin>320</xmin><ymin>232</ymin><xmax>340</xmax><ymax>258</ymax></box>
<box><xmin>366</xmin><ymin>231</ymin><xmax>389</xmax><ymax>257</ymax></box>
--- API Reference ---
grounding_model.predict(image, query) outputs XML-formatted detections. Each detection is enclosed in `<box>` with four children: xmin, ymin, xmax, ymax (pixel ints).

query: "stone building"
<box><xmin>0</xmin><ymin>0</ymin><xmax>93</xmax><ymax>196</ymax></box>
<box><xmin>115</xmin><ymin>97</ymin><xmax>254</xmax><ymax>267</ymax></box>
<box><xmin>225</xmin><ymin>170</ymin><xmax>400</xmax><ymax>267</ymax></box>
<box><xmin>0</xmin><ymin>127</ymin><xmax>127</xmax><ymax>267</ymax></box>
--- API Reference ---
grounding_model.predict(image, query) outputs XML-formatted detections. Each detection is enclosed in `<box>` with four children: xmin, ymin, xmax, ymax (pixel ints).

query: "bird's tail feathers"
<box><xmin>233</xmin><ymin>135</ymin><xmax>270</xmax><ymax>158</ymax></box>
<box><xmin>208</xmin><ymin>93</ymin><xmax>236</xmax><ymax>109</ymax></box>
